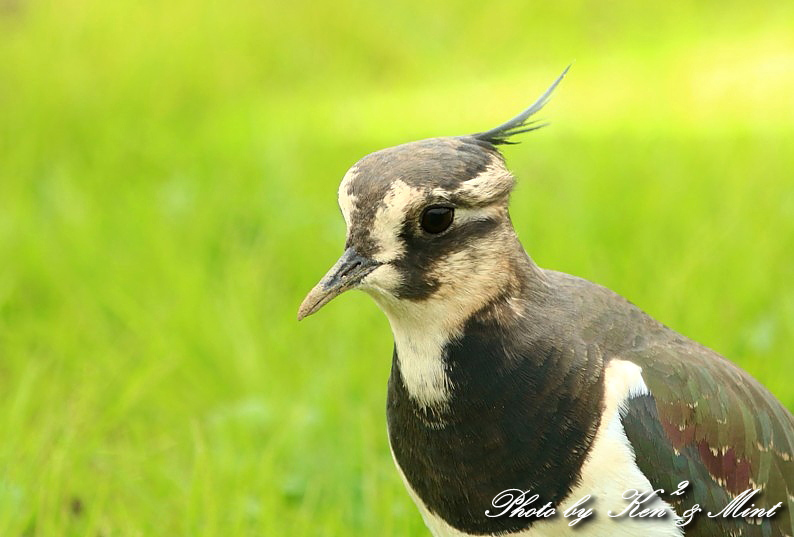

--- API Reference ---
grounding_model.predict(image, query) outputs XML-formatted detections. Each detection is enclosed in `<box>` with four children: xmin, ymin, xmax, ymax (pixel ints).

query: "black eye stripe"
<box><xmin>420</xmin><ymin>206</ymin><xmax>454</xmax><ymax>234</ymax></box>
<box><xmin>395</xmin><ymin>216</ymin><xmax>500</xmax><ymax>299</ymax></box>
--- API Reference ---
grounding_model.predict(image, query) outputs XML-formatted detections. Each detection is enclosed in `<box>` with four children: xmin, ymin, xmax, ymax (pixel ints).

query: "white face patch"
<box><xmin>455</xmin><ymin>162</ymin><xmax>514</xmax><ymax>205</ymax></box>
<box><xmin>370</xmin><ymin>179</ymin><xmax>424</xmax><ymax>263</ymax></box>
<box><xmin>338</xmin><ymin>166</ymin><xmax>359</xmax><ymax>227</ymax></box>
<box><xmin>360</xmin><ymin>264</ymin><xmax>403</xmax><ymax>297</ymax></box>
<box><xmin>427</xmin><ymin>214</ymin><xmax>514</xmax><ymax>301</ymax></box>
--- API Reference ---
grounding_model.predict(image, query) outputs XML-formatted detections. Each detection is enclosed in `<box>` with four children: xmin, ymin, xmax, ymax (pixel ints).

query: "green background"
<box><xmin>1</xmin><ymin>0</ymin><xmax>792</xmax><ymax>535</ymax></box>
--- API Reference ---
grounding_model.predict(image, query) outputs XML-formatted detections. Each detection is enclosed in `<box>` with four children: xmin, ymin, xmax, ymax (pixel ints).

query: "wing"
<box><xmin>620</xmin><ymin>342</ymin><xmax>794</xmax><ymax>537</ymax></box>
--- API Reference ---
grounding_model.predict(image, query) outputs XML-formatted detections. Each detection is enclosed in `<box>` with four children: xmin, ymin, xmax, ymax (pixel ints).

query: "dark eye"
<box><xmin>420</xmin><ymin>206</ymin><xmax>454</xmax><ymax>234</ymax></box>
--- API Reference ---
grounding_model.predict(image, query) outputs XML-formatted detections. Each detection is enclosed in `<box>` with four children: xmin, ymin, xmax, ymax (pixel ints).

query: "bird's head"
<box><xmin>298</xmin><ymin>69</ymin><xmax>568</xmax><ymax>332</ymax></box>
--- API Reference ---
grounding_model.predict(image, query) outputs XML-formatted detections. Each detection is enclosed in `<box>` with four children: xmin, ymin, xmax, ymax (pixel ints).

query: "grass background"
<box><xmin>1</xmin><ymin>0</ymin><xmax>793</xmax><ymax>535</ymax></box>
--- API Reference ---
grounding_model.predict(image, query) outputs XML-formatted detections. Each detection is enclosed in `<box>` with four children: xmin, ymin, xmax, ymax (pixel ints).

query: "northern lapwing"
<box><xmin>298</xmin><ymin>70</ymin><xmax>794</xmax><ymax>537</ymax></box>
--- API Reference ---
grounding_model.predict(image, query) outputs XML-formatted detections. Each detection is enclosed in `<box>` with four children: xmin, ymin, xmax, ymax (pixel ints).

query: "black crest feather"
<box><xmin>472</xmin><ymin>66</ymin><xmax>570</xmax><ymax>145</ymax></box>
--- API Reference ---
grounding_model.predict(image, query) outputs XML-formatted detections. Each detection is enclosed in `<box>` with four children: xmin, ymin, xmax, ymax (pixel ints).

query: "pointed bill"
<box><xmin>297</xmin><ymin>247</ymin><xmax>380</xmax><ymax>320</ymax></box>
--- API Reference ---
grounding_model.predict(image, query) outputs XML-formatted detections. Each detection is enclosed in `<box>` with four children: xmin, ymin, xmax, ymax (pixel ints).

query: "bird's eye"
<box><xmin>420</xmin><ymin>206</ymin><xmax>454</xmax><ymax>234</ymax></box>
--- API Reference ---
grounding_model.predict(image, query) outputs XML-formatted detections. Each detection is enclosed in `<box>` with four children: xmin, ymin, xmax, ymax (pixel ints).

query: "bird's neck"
<box><xmin>373</xmin><ymin>243</ymin><xmax>549</xmax><ymax>409</ymax></box>
<box><xmin>385</xmin><ymin>287</ymin><xmax>605</xmax><ymax>534</ymax></box>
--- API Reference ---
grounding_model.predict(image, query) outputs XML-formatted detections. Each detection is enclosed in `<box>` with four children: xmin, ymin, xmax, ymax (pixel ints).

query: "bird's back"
<box><xmin>544</xmin><ymin>269</ymin><xmax>794</xmax><ymax>537</ymax></box>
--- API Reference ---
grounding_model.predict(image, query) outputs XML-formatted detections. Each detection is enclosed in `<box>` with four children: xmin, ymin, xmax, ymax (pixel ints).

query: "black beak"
<box><xmin>297</xmin><ymin>247</ymin><xmax>380</xmax><ymax>320</ymax></box>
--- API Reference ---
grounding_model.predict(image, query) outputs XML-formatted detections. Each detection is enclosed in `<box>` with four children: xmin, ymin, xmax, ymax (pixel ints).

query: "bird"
<box><xmin>297</xmin><ymin>69</ymin><xmax>794</xmax><ymax>537</ymax></box>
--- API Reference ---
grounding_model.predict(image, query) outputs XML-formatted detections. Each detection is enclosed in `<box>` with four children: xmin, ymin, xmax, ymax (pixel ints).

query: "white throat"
<box><xmin>364</xmin><ymin>265</ymin><xmax>514</xmax><ymax>409</ymax></box>
<box><xmin>380</xmin><ymin>298</ymin><xmax>459</xmax><ymax>409</ymax></box>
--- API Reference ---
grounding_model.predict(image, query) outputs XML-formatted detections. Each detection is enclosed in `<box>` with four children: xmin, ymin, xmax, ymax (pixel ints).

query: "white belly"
<box><xmin>391</xmin><ymin>360</ymin><xmax>683</xmax><ymax>537</ymax></box>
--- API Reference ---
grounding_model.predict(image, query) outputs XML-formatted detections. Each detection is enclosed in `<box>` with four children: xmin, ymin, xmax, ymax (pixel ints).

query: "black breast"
<box><xmin>387</xmin><ymin>315</ymin><xmax>604</xmax><ymax>534</ymax></box>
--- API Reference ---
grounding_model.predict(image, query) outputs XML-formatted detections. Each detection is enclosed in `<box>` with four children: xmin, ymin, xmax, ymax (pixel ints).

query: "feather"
<box><xmin>472</xmin><ymin>65</ymin><xmax>570</xmax><ymax>145</ymax></box>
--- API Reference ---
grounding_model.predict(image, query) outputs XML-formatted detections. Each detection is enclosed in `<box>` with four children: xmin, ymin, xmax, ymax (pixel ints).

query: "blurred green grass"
<box><xmin>1</xmin><ymin>0</ymin><xmax>793</xmax><ymax>535</ymax></box>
